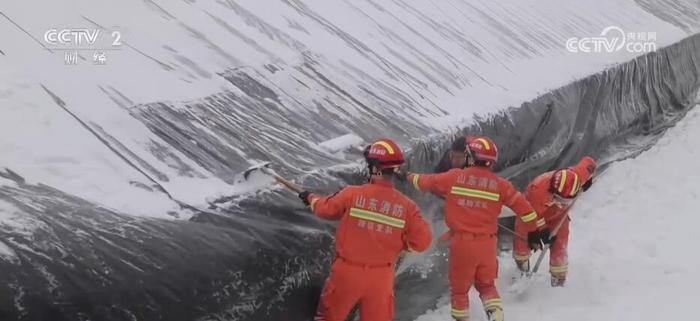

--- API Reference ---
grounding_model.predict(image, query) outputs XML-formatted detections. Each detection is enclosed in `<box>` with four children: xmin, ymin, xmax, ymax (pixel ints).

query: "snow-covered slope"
<box><xmin>416</xmin><ymin>100</ymin><xmax>700</xmax><ymax>321</ymax></box>
<box><xmin>1</xmin><ymin>1</ymin><xmax>700</xmax><ymax>320</ymax></box>
<box><xmin>0</xmin><ymin>0</ymin><xmax>696</xmax><ymax>218</ymax></box>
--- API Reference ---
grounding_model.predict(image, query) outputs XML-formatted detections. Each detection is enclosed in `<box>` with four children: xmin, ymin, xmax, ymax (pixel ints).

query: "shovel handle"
<box><xmin>255</xmin><ymin>166</ymin><xmax>305</xmax><ymax>194</ymax></box>
<box><xmin>272</xmin><ymin>174</ymin><xmax>305</xmax><ymax>194</ymax></box>
<box><xmin>528</xmin><ymin>200</ymin><xmax>577</xmax><ymax>275</ymax></box>
<box><xmin>528</xmin><ymin>243</ymin><xmax>550</xmax><ymax>276</ymax></box>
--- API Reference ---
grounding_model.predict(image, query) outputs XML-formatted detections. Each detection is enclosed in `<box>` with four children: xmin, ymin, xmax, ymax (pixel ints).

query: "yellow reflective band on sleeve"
<box><xmin>451</xmin><ymin>309</ymin><xmax>468</xmax><ymax>317</ymax></box>
<box><xmin>450</xmin><ymin>186</ymin><xmax>500</xmax><ymax>201</ymax></box>
<box><xmin>309</xmin><ymin>197</ymin><xmax>320</xmax><ymax>211</ymax></box>
<box><xmin>520</xmin><ymin>211</ymin><xmax>538</xmax><ymax>223</ymax></box>
<box><xmin>412</xmin><ymin>174</ymin><xmax>421</xmax><ymax>191</ymax></box>
<box><xmin>572</xmin><ymin>173</ymin><xmax>579</xmax><ymax>195</ymax></box>
<box><xmin>349</xmin><ymin>208</ymin><xmax>405</xmax><ymax>229</ymax></box>
<box><xmin>558</xmin><ymin>170</ymin><xmax>568</xmax><ymax>193</ymax></box>
<box><xmin>550</xmin><ymin>265</ymin><xmax>568</xmax><ymax>273</ymax></box>
<box><xmin>535</xmin><ymin>218</ymin><xmax>547</xmax><ymax>228</ymax></box>
<box><xmin>484</xmin><ymin>298</ymin><xmax>503</xmax><ymax>310</ymax></box>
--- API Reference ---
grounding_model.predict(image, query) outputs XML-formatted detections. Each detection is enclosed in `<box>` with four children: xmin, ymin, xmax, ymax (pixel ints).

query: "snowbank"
<box><xmin>416</xmin><ymin>105</ymin><xmax>700</xmax><ymax>321</ymax></box>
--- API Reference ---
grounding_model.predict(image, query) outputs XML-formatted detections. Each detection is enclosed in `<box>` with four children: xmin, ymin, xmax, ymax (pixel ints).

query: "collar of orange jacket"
<box><xmin>370</xmin><ymin>175</ymin><xmax>394</xmax><ymax>187</ymax></box>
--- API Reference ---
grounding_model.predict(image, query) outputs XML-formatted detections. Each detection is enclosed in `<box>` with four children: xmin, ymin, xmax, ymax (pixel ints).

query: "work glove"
<box><xmin>581</xmin><ymin>178</ymin><xmax>594</xmax><ymax>192</ymax></box>
<box><xmin>298</xmin><ymin>191</ymin><xmax>311</xmax><ymax>206</ymax></box>
<box><xmin>528</xmin><ymin>228</ymin><xmax>554</xmax><ymax>250</ymax></box>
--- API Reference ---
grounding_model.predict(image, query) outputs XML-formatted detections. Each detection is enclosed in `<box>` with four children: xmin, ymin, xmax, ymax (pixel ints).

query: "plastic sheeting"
<box><xmin>0</xmin><ymin>35</ymin><xmax>698</xmax><ymax>321</ymax></box>
<box><xmin>393</xmin><ymin>33</ymin><xmax>700</xmax><ymax>321</ymax></box>
<box><xmin>212</xmin><ymin>33</ymin><xmax>699</xmax><ymax>321</ymax></box>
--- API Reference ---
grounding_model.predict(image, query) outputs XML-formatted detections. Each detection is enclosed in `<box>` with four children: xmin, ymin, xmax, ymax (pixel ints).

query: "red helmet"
<box><xmin>364</xmin><ymin>138</ymin><xmax>405</xmax><ymax>169</ymax></box>
<box><xmin>551</xmin><ymin>168</ymin><xmax>581</xmax><ymax>199</ymax></box>
<box><xmin>466</xmin><ymin>136</ymin><xmax>498</xmax><ymax>167</ymax></box>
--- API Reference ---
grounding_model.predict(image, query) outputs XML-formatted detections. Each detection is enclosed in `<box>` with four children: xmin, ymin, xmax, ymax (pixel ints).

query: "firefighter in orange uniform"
<box><xmin>405</xmin><ymin>136</ymin><xmax>551</xmax><ymax>321</ymax></box>
<box><xmin>298</xmin><ymin>138</ymin><xmax>433</xmax><ymax>321</ymax></box>
<box><xmin>512</xmin><ymin>156</ymin><xmax>597</xmax><ymax>287</ymax></box>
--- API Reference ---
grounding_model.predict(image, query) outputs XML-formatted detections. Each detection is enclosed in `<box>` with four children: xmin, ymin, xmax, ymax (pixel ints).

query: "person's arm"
<box><xmin>301</xmin><ymin>187</ymin><xmax>353</xmax><ymax>220</ymax></box>
<box><xmin>407</xmin><ymin>171</ymin><xmax>453</xmax><ymax>197</ymax></box>
<box><xmin>402</xmin><ymin>202</ymin><xmax>433</xmax><ymax>252</ymax></box>
<box><xmin>504</xmin><ymin>180</ymin><xmax>546</xmax><ymax>231</ymax></box>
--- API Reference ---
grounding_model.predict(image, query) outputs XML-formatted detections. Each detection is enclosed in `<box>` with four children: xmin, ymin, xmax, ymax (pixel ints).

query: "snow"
<box><xmin>318</xmin><ymin>134</ymin><xmax>364</xmax><ymax>154</ymax></box>
<box><xmin>416</xmin><ymin>105</ymin><xmax>700</xmax><ymax>321</ymax></box>
<box><xmin>0</xmin><ymin>77</ymin><xmax>183</xmax><ymax>219</ymax></box>
<box><xmin>205</xmin><ymin>165</ymin><xmax>277</xmax><ymax>205</ymax></box>
<box><xmin>0</xmin><ymin>175</ymin><xmax>17</xmax><ymax>187</ymax></box>
<box><xmin>0</xmin><ymin>240</ymin><xmax>19</xmax><ymax>263</ymax></box>
<box><xmin>0</xmin><ymin>0</ymin><xmax>695</xmax><ymax>220</ymax></box>
<box><xmin>0</xmin><ymin>199</ymin><xmax>45</xmax><ymax>238</ymax></box>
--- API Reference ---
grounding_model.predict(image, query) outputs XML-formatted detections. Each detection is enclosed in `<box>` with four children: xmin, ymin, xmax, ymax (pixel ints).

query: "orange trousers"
<box><xmin>449</xmin><ymin>233</ymin><xmax>501</xmax><ymax>319</ymax></box>
<box><xmin>314</xmin><ymin>258</ymin><xmax>395</xmax><ymax>321</ymax></box>
<box><xmin>513</xmin><ymin>218</ymin><xmax>570</xmax><ymax>278</ymax></box>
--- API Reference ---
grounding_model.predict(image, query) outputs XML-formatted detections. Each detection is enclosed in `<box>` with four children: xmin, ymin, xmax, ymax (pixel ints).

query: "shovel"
<box><xmin>509</xmin><ymin>201</ymin><xmax>576</xmax><ymax>295</ymax></box>
<box><xmin>242</xmin><ymin>162</ymin><xmax>305</xmax><ymax>193</ymax></box>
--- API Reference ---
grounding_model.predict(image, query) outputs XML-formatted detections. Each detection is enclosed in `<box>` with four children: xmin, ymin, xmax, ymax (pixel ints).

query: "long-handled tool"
<box><xmin>509</xmin><ymin>200</ymin><xmax>578</xmax><ymax>295</ymax></box>
<box><xmin>498</xmin><ymin>222</ymin><xmax>528</xmax><ymax>242</ymax></box>
<box><xmin>526</xmin><ymin>207</ymin><xmax>572</xmax><ymax>277</ymax></box>
<box><xmin>243</xmin><ymin>162</ymin><xmax>305</xmax><ymax>193</ymax></box>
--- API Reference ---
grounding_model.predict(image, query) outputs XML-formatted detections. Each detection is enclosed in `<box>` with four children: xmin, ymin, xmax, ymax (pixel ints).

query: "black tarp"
<box><xmin>0</xmin><ymin>34</ymin><xmax>698</xmax><ymax>321</ymax></box>
<box><xmin>199</xmin><ymin>33</ymin><xmax>700</xmax><ymax>321</ymax></box>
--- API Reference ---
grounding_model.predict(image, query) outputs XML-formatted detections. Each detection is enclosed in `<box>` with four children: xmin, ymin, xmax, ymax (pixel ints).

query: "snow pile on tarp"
<box><xmin>318</xmin><ymin>134</ymin><xmax>364</xmax><ymax>155</ymax></box>
<box><xmin>1</xmin><ymin>0</ymin><xmax>696</xmax><ymax>219</ymax></box>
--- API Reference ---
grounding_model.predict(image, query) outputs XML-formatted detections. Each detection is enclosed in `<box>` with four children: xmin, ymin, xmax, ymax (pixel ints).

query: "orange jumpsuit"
<box><xmin>408</xmin><ymin>167</ymin><xmax>544</xmax><ymax>319</ymax></box>
<box><xmin>514</xmin><ymin>157</ymin><xmax>597</xmax><ymax>279</ymax></box>
<box><xmin>513</xmin><ymin>171</ymin><xmax>570</xmax><ymax>277</ymax></box>
<box><xmin>307</xmin><ymin>178</ymin><xmax>432</xmax><ymax>321</ymax></box>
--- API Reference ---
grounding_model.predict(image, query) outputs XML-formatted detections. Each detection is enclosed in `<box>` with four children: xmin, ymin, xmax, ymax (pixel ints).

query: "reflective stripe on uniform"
<box><xmin>514</xmin><ymin>254</ymin><xmax>531</xmax><ymax>261</ymax></box>
<box><xmin>520</xmin><ymin>211</ymin><xmax>538</xmax><ymax>223</ymax></box>
<box><xmin>558</xmin><ymin>170</ymin><xmax>568</xmax><ymax>193</ymax></box>
<box><xmin>310</xmin><ymin>197</ymin><xmax>320</xmax><ymax>211</ymax></box>
<box><xmin>349</xmin><ymin>208</ymin><xmax>405</xmax><ymax>229</ymax></box>
<box><xmin>572</xmin><ymin>173</ymin><xmax>579</xmax><ymax>195</ymax></box>
<box><xmin>450</xmin><ymin>186</ymin><xmax>500</xmax><ymax>201</ymax></box>
<box><xmin>412</xmin><ymin>174</ymin><xmax>421</xmax><ymax>191</ymax></box>
<box><xmin>535</xmin><ymin>218</ymin><xmax>547</xmax><ymax>228</ymax></box>
<box><xmin>550</xmin><ymin>265</ymin><xmax>568</xmax><ymax>273</ymax></box>
<box><xmin>451</xmin><ymin>308</ymin><xmax>468</xmax><ymax>317</ymax></box>
<box><xmin>484</xmin><ymin>298</ymin><xmax>503</xmax><ymax>310</ymax></box>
